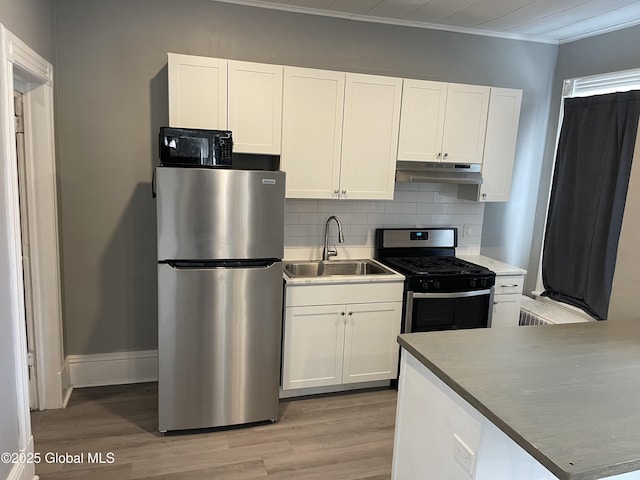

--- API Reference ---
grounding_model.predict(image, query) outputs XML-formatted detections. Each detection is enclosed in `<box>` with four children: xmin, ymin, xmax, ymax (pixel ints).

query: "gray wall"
<box><xmin>54</xmin><ymin>0</ymin><xmax>558</xmax><ymax>355</ymax></box>
<box><xmin>0</xmin><ymin>1</ymin><xmax>54</xmax><ymax>475</ymax></box>
<box><xmin>531</xmin><ymin>24</ymin><xmax>640</xmax><ymax>317</ymax></box>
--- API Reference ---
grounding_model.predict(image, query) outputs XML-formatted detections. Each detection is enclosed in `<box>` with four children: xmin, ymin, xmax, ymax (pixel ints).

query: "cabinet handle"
<box><xmin>443</xmin><ymin>153</ymin><xmax>448</xmax><ymax>159</ymax></box>
<box><xmin>341</xmin><ymin>312</ymin><xmax>345</xmax><ymax>316</ymax></box>
<box><xmin>482</xmin><ymin>193</ymin><xmax>487</xmax><ymax>198</ymax></box>
<box><xmin>437</xmin><ymin>152</ymin><xmax>442</xmax><ymax>159</ymax></box>
<box><xmin>348</xmin><ymin>311</ymin><xmax>353</xmax><ymax>316</ymax></box>
<box><xmin>341</xmin><ymin>190</ymin><xmax>347</xmax><ymax>195</ymax></box>
<box><xmin>501</xmin><ymin>284</ymin><xmax>520</xmax><ymax>288</ymax></box>
<box><xmin>494</xmin><ymin>301</ymin><xmax>498</xmax><ymax>305</ymax></box>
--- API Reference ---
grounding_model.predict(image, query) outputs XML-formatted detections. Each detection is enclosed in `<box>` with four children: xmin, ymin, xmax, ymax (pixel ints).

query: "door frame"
<box><xmin>1</xmin><ymin>20</ymin><xmax>65</xmax><ymax>429</ymax></box>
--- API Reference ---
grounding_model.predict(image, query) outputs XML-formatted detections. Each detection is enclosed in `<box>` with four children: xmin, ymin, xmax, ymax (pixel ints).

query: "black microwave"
<box><xmin>159</xmin><ymin>127</ymin><xmax>233</xmax><ymax>167</ymax></box>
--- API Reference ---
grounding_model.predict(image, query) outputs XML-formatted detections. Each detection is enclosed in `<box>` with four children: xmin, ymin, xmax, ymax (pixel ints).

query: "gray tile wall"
<box><xmin>285</xmin><ymin>182</ymin><xmax>485</xmax><ymax>249</ymax></box>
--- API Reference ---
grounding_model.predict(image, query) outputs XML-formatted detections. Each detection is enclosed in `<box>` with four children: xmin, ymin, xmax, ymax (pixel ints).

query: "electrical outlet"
<box><xmin>453</xmin><ymin>434</ymin><xmax>476</xmax><ymax>475</ymax></box>
<box><xmin>463</xmin><ymin>224</ymin><xmax>473</xmax><ymax>237</ymax></box>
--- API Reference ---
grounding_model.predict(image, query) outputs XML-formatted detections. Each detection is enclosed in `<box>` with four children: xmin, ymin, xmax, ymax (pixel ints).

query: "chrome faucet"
<box><xmin>322</xmin><ymin>215</ymin><xmax>345</xmax><ymax>261</ymax></box>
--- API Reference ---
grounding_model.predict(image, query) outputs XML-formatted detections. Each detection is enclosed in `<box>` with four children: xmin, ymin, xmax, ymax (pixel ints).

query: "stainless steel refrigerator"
<box><xmin>155</xmin><ymin>167</ymin><xmax>285</xmax><ymax>433</ymax></box>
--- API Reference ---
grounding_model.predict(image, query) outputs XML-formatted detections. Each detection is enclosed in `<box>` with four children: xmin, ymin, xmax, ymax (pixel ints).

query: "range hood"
<box><xmin>395</xmin><ymin>161</ymin><xmax>483</xmax><ymax>185</ymax></box>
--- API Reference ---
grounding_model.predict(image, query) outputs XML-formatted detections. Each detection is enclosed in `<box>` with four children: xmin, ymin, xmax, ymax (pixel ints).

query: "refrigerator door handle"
<box><xmin>164</xmin><ymin>259</ymin><xmax>280</xmax><ymax>269</ymax></box>
<box><xmin>152</xmin><ymin>168</ymin><xmax>156</xmax><ymax>199</ymax></box>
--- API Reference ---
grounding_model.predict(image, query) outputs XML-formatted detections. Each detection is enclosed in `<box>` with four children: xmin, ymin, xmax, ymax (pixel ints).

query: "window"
<box><xmin>535</xmin><ymin>68</ymin><xmax>640</xmax><ymax>320</ymax></box>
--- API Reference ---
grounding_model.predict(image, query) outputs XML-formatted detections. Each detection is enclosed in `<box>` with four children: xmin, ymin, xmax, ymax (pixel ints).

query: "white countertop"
<box><xmin>458</xmin><ymin>254</ymin><xmax>527</xmax><ymax>276</ymax></box>
<box><xmin>282</xmin><ymin>250</ymin><xmax>525</xmax><ymax>283</ymax></box>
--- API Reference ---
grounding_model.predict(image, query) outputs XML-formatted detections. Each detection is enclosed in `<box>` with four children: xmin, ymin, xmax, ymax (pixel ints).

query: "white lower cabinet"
<box><xmin>490</xmin><ymin>275</ymin><xmax>524</xmax><ymax>327</ymax></box>
<box><xmin>282</xmin><ymin>282</ymin><xmax>403</xmax><ymax>391</ymax></box>
<box><xmin>283</xmin><ymin>304</ymin><xmax>346</xmax><ymax>389</ymax></box>
<box><xmin>342</xmin><ymin>302</ymin><xmax>402</xmax><ymax>384</ymax></box>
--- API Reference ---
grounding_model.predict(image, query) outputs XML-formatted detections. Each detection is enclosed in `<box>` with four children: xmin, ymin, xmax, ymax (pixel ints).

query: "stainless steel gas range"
<box><xmin>375</xmin><ymin>228</ymin><xmax>495</xmax><ymax>333</ymax></box>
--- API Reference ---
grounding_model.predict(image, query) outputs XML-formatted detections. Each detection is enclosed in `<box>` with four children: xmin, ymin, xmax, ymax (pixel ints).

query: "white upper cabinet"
<box><xmin>228</xmin><ymin>60</ymin><xmax>283</xmax><ymax>154</ymax></box>
<box><xmin>397</xmin><ymin>79</ymin><xmax>447</xmax><ymax>162</ymax></box>
<box><xmin>458</xmin><ymin>87</ymin><xmax>523</xmax><ymax>202</ymax></box>
<box><xmin>168</xmin><ymin>53</ymin><xmax>227</xmax><ymax>130</ymax></box>
<box><xmin>478</xmin><ymin>88</ymin><xmax>523</xmax><ymax>202</ymax></box>
<box><xmin>398</xmin><ymin>80</ymin><xmax>490</xmax><ymax>164</ymax></box>
<box><xmin>340</xmin><ymin>73</ymin><xmax>402</xmax><ymax>200</ymax></box>
<box><xmin>281</xmin><ymin>68</ymin><xmax>402</xmax><ymax>200</ymax></box>
<box><xmin>281</xmin><ymin>67</ymin><xmax>345</xmax><ymax>199</ymax></box>
<box><xmin>167</xmin><ymin>54</ymin><xmax>283</xmax><ymax>154</ymax></box>
<box><xmin>167</xmin><ymin>53</ymin><xmax>521</xmax><ymax>202</ymax></box>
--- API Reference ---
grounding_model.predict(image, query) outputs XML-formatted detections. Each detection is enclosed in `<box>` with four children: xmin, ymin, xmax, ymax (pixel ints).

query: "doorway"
<box><xmin>1</xmin><ymin>24</ymin><xmax>66</xmax><ymax>416</ymax></box>
<box><xmin>14</xmin><ymin>90</ymin><xmax>39</xmax><ymax>410</ymax></box>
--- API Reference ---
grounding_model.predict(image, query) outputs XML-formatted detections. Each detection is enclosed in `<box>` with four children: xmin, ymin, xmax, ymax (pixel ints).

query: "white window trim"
<box><xmin>534</xmin><ymin>67</ymin><xmax>640</xmax><ymax>320</ymax></box>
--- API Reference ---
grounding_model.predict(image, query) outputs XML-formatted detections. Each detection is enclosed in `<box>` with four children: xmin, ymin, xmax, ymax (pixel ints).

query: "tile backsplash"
<box><xmin>285</xmin><ymin>182</ymin><xmax>484</xmax><ymax>250</ymax></box>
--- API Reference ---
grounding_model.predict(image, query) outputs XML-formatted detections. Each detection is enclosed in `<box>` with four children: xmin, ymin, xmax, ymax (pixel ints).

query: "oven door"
<box><xmin>405</xmin><ymin>288</ymin><xmax>494</xmax><ymax>332</ymax></box>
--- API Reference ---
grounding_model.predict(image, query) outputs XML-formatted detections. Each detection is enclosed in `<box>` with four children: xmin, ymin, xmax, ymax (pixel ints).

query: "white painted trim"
<box><xmin>61</xmin><ymin>356</ymin><xmax>72</xmax><ymax>408</ymax></box>
<box><xmin>5</xmin><ymin>433</ymin><xmax>36</xmax><ymax>480</ymax></box>
<box><xmin>1</xmin><ymin>23</ymin><xmax>64</xmax><ymax>412</ymax></box>
<box><xmin>62</xmin><ymin>385</ymin><xmax>73</xmax><ymax>409</ymax></box>
<box><xmin>21</xmin><ymin>82</ymin><xmax>64</xmax><ymax>410</ymax></box>
<box><xmin>558</xmin><ymin>16</ymin><xmax>640</xmax><ymax>45</ymax></box>
<box><xmin>68</xmin><ymin>350</ymin><xmax>158</xmax><ymax>388</ymax></box>
<box><xmin>211</xmin><ymin>0</ymin><xmax>559</xmax><ymax>45</ymax></box>
<box><xmin>4</xmin><ymin>32</ymin><xmax>50</xmax><ymax>85</ymax></box>
<box><xmin>0</xmin><ymin>22</ymin><xmax>34</xmax><ymax>466</ymax></box>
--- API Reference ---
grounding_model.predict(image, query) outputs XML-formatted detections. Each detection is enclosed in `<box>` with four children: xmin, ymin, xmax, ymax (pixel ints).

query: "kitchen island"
<box><xmin>392</xmin><ymin>320</ymin><xmax>640</xmax><ymax>480</ymax></box>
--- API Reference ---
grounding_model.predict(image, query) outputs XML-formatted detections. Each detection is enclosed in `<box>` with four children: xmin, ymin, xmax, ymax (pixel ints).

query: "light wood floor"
<box><xmin>31</xmin><ymin>383</ymin><xmax>397</xmax><ymax>479</ymax></box>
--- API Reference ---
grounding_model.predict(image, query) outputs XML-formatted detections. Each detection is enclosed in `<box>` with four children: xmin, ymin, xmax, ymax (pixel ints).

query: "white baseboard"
<box><xmin>67</xmin><ymin>350</ymin><xmax>158</xmax><ymax>388</ymax></box>
<box><xmin>6</xmin><ymin>461</ymin><xmax>24</xmax><ymax>480</ymax></box>
<box><xmin>6</xmin><ymin>435</ymin><xmax>36</xmax><ymax>480</ymax></box>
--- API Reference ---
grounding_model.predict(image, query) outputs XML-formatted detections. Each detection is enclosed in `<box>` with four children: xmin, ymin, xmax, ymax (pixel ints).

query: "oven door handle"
<box><xmin>411</xmin><ymin>289</ymin><xmax>493</xmax><ymax>299</ymax></box>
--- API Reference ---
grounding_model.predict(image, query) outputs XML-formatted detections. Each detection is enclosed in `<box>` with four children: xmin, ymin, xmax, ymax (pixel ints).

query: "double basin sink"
<box><xmin>284</xmin><ymin>259</ymin><xmax>395</xmax><ymax>278</ymax></box>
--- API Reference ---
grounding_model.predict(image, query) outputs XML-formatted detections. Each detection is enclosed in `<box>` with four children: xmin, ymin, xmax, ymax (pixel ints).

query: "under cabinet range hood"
<box><xmin>395</xmin><ymin>161</ymin><xmax>483</xmax><ymax>185</ymax></box>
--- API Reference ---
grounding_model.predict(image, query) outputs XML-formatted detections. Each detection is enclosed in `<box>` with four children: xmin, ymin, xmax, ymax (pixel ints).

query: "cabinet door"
<box><xmin>397</xmin><ymin>79</ymin><xmax>447</xmax><ymax>162</ymax></box>
<box><xmin>282</xmin><ymin>304</ymin><xmax>346</xmax><ymax>390</ymax></box>
<box><xmin>281</xmin><ymin>67</ymin><xmax>344</xmax><ymax>199</ymax></box>
<box><xmin>340</xmin><ymin>74</ymin><xmax>402</xmax><ymax>200</ymax></box>
<box><xmin>342</xmin><ymin>302</ymin><xmax>402</xmax><ymax>384</ymax></box>
<box><xmin>478</xmin><ymin>88</ymin><xmax>522</xmax><ymax>202</ymax></box>
<box><xmin>491</xmin><ymin>295</ymin><xmax>522</xmax><ymax>328</ymax></box>
<box><xmin>441</xmin><ymin>83</ymin><xmax>490</xmax><ymax>164</ymax></box>
<box><xmin>228</xmin><ymin>61</ymin><xmax>283</xmax><ymax>154</ymax></box>
<box><xmin>167</xmin><ymin>53</ymin><xmax>227</xmax><ymax>129</ymax></box>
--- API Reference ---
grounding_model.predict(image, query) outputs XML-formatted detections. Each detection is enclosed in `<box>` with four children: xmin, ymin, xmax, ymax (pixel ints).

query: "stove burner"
<box><xmin>375</xmin><ymin>228</ymin><xmax>496</xmax><ymax>293</ymax></box>
<box><xmin>384</xmin><ymin>256</ymin><xmax>491</xmax><ymax>276</ymax></box>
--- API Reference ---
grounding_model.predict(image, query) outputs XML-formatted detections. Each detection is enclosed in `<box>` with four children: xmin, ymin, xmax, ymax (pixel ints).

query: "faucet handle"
<box><xmin>327</xmin><ymin>244</ymin><xmax>338</xmax><ymax>258</ymax></box>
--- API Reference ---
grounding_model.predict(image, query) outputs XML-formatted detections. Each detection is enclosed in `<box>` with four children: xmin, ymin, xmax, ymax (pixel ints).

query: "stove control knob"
<box><xmin>480</xmin><ymin>278</ymin><xmax>488</xmax><ymax>288</ymax></box>
<box><xmin>469</xmin><ymin>278</ymin><xmax>478</xmax><ymax>288</ymax></box>
<box><xmin>421</xmin><ymin>280</ymin><xmax>440</xmax><ymax>291</ymax></box>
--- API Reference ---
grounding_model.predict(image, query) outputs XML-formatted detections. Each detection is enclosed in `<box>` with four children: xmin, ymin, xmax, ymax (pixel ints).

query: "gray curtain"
<box><xmin>542</xmin><ymin>91</ymin><xmax>640</xmax><ymax>319</ymax></box>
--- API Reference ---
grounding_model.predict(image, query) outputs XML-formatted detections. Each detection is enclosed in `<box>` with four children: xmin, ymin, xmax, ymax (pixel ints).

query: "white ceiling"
<box><xmin>217</xmin><ymin>0</ymin><xmax>640</xmax><ymax>43</ymax></box>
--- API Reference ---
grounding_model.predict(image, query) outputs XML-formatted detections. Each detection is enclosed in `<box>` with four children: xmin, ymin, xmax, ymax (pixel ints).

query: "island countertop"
<box><xmin>398</xmin><ymin>320</ymin><xmax>640</xmax><ymax>480</ymax></box>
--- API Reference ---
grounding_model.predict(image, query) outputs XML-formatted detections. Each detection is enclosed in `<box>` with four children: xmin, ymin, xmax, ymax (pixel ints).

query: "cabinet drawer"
<box><xmin>494</xmin><ymin>275</ymin><xmax>524</xmax><ymax>295</ymax></box>
<box><xmin>285</xmin><ymin>281</ymin><xmax>404</xmax><ymax>307</ymax></box>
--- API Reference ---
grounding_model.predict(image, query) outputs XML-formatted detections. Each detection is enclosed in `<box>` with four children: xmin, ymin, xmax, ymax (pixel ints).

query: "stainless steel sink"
<box><xmin>284</xmin><ymin>259</ymin><xmax>394</xmax><ymax>278</ymax></box>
